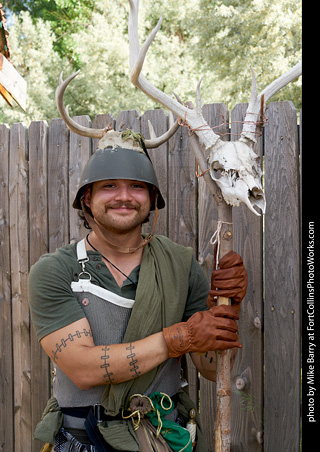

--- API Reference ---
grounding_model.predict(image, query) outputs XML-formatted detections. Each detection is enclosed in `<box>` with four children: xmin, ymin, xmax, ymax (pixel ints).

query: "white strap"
<box><xmin>71</xmin><ymin>280</ymin><xmax>135</xmax><ymax>308</ymax></box>
<box><xmin>76</xmin><ymin>238</ymin><xmax>88</xmax><ymax>262</ymax></box>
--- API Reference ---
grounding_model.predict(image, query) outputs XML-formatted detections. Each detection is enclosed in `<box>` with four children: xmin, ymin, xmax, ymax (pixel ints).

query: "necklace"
<box><xmin>86</xmin><ymin>234</ymin><xmax>137</xmax><ymax>286</ymax></box>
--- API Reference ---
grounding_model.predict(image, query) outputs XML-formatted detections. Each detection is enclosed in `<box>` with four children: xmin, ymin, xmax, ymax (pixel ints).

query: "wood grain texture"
<box><xmin>198</xmin><ymin>103</ymin><xmax>229</xmax><ymax>451</ymax></box>
<box><xmin>0</xmin><ymin>123</ymin><xmax>13</xmax><ymax>451</ymax></box>
<box><xmin>264</xmin><ymin>102</ymin><xmax>300</xmax><ymax>452</ymax></box>
<box><xmin>28</xmin><ymin>120</ymin><xmax>51</xmax><ymax>452</ymax></box>
<box><xmin>69</xmin><ymin>115</ymin><xmax>92</xmax><ymax>243</ymax></box>
<box><xmin>141</xmin><ymin>109</ymin><xmax>169</xmax><ymax>236</ymax></box>
<box><xmin>9</xmin><ymin>122</ymin><xmax>31</xmax><ymax>451</ymax></box>
<box><xmin>230</xmin><ymin>104</ymin><xmax>263</xmax><ymax>452</ymax></box>
<box><xmin>48</xmin><ymin>118</ymin><xmax>70</xmax><ymax>251</ymax></box>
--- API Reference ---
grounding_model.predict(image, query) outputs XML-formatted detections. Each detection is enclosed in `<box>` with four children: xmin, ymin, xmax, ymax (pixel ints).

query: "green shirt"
<box><xmin>28</xmin><ymin>237</ymin><xmax>209</xmax><ymax>341</ymax></box>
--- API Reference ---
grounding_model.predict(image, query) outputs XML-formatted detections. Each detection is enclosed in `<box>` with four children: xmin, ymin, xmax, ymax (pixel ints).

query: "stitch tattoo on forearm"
<box><xmin>51</xmin><ymin>329</ymin><xmax>92</xmax><ymax>362</ymax></box>
<box><xmin>126</xmin><ymin>343</ymin><xmax>141</xmax><ymax>379</ymax></box>
<box><xmin>100</xmin><ymin>345</ymin><xmax>115</xmax><ymax>383</ymax></box>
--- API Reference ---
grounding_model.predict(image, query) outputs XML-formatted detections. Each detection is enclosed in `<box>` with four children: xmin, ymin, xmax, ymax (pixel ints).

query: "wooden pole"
<box><xmin>188</xmin><ymin>130</ymin><xmax>233</xmax><ymax>452</ymax></box>
<box><xmin>213</xmin><ymin>207</ymin><xmax>233</xmax><ymax>452</ymax></box>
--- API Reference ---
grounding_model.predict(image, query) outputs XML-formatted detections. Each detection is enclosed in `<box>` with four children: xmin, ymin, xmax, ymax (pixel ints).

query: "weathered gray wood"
<box><xmin>9</xmin><ymin>122</ymin><xmax>31</xmax><ymax>451</ymax></box>
<box><xmin>69</xmin><ymin>116</ymin><xmax>92</xmax><ymax>243</ymax></box>
<box><xmin>92</xmin><ymin>113</ymin><xmax>115</xmax><ymax>153</ymax></box>
<box><xmin>168</xmin><ymin>117</ymin><xmax>198</xmax><ymax>249</ymax></box>
<box><xmin>264</xmin><ymin>102</ymin><xmax>300</xmax><ymax>452</ymax></box>
<box><xmin>141</xmin><ymin>109</ymin><xmax>169</xmax><ymax>236</ymax></box>
<box><xmin>230</xmin><ymin>104</ymin><xmax>263</xmax><ymax>452</ymax></box>
<box><xmin>116</xmin><ymin>109</ymin><xmax>141</xmax><ymax>134</ymax></box>
<box><xmin>198</xmin><ymin>104</ymin><xmax>229</xmax><ymax>451</ymax></box>
<box><xmin>28</xmin><ymin>120</ymin><xmax>51</xmax><ymax>452</ymax></box>
<box><xmin>0</xmin><ymin>123</ymin><xmax>13</xmax><ymax>451</ymax></box>
<box><xmin>48</xmin><ymin>118</ymin><xmax>70</xmax><ymax>251</ymax></box>
<box><xmin>166</xmin><ymin>117</ymin><xmax>199</xmax><ymax>404</ymax></box>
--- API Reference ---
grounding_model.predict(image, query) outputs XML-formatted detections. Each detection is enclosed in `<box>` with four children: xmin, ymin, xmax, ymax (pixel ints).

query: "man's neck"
<box><xmin>87</xmin><ymin>228</ymin><xmax>144</xmax><ymax>258</ymax></box>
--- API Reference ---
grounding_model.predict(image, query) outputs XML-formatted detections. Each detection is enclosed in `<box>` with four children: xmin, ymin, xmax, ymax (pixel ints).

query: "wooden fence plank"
<box><xmin>0</xmin><ymin>123</ymin><xmax>13</xmax><ymax>451</ymax></box>
<box><xmin>231</xmin><ymin>104</ymin><xmax>263</xmax><ymax>452</ymax></box>
<box><xmin>141</xmin><ymin>109</ymin><xmax>169</xmax><ymax>236</ymax></box>
<box><xmin>9</xmin><ymin>122</ymin><xmax>31</xmax><ymax>452</ymax></box>
<box><xmin>69</xmin><ymin>116</ymin><xmax>92</xmax><ymax>243</ymax></box>
<box><xmin>48</xmin><ymin>119</ymin><xmax>69</xmax><ymax>251</ymax></box>
<box><xmin>116</xmin><ymin>109</ymin><xmax>141</xmax><ymax>135</ymax></box>
<box><xmin>28</xmin><ymin>120</ymin><xmax>51</xmax><ymax>452</ymax></box>
<box><xmin>92</xmin><ymin>113</ymin><xmax>115</xmax><ymax>154</ymax></box>
<box><xmin>168</xmin><ymin>118</ymin><xmax>198</xmax><ymax>249</ymax></box>
<box><xmin>167</xmin><ymin>116</ymin><xmax>200</xmax><ymax>405</ymax></box>
<box><xmin>198</xmin><ymin>103</ymin><xmax>228</xmax><ymax>451</ymax></box>
<box><xmin>264</xmin><ymin>102</ymin><xmax>300</xmax><ymax>452</ymax></box>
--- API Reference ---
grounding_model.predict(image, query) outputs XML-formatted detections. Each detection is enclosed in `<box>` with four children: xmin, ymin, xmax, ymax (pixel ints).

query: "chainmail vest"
<box><xmin>52</xmin><ymin>239</ymin><xmax>182</xmax><ymax>428</ymax></box>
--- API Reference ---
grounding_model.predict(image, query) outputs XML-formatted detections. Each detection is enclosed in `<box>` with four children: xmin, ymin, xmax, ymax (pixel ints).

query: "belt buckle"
<box><xmin>93</xmin><ymin>403</ymin><xmax>103</xmax><ymax>423</ymax></box>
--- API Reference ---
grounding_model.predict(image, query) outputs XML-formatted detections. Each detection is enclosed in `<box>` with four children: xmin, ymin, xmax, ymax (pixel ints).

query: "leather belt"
<box><xmin>62</xmin><ymin>404</ymin><xmax>123</xmax><ymax>424</ymax></box>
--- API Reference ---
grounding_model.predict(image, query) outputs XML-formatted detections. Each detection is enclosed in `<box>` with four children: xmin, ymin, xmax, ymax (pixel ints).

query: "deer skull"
<box><xmin>208</xmin><ymin>139</ymin><xmax>265</xmax><ymax>215</ymax></box>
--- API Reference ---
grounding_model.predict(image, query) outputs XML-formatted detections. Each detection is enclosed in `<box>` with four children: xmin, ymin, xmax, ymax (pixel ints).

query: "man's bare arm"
<box><xmin>40</xmin><ymin>317</ymin><xmax>169</xmax><ymax>390</ymax></box>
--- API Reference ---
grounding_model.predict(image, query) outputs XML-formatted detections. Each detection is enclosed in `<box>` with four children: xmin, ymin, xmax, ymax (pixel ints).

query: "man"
<box><xmin>29</xmin><ymin>131</ymin><xmax>247</xmax><ymax>452</ymax></box>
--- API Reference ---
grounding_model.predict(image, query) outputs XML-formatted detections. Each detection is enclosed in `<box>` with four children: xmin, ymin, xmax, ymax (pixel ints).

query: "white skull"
<box><xmin>208</xmin><ymin>140</ymin><xmax>265</xmax><ymax>216</ymax></box>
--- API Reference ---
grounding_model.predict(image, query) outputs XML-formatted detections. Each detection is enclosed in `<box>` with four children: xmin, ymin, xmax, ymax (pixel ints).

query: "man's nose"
<box><xmin>114</xmin><ymin>185</ymin><xmax>133</xmax><ymax>201</ymax></box>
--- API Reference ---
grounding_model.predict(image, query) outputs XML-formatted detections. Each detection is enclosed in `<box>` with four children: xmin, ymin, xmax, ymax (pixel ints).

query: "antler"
<box><xmin>240</xmin><ymin>61</ymin><xmax>302</xmax><ymax>147</ymax></box>
<box><xmin>56</xmin><ymin>69</ymin><xmax>180</xmax><ymax>147</ymax></box>
<box><xmin>56</xmin><ymin>71</ymin><xmax>109</xmax><ymax>138</ymax></box>
<box><xmin>128</xmin><ymin>0</ymin><xmax>221</xmax><ymax>151</ymax></box>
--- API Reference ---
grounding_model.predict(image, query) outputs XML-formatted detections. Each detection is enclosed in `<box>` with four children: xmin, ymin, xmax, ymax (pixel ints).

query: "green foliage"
<box><xmin>0</xmin><ymin>11</ymin><xmax>71</xmax><ymax>125</ymax></box>
<box><xmin>0</xmin><ymin>0</ymin><xmax>301</xmax><ymax>126</ymax></box>
<box><xmin>187</xmin><ymin>0</ymin><xmax>302</xmax><ymax>108</ymax></box>
<box><xmin>4</xmin><ymin>0</ymin><xmax>96</xmax><ymax>60</ymax></box>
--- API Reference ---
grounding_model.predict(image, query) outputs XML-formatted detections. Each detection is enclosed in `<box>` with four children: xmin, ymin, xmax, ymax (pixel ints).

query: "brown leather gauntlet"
<box><xmin>163</xmin><ymin>305</ymin><xmax>241</xmax><ymax>358</ymax></box>
<box><xmin>208</xmin><ymin>251</ymin><xmax>248</xmax><ymax>314</ymax></box>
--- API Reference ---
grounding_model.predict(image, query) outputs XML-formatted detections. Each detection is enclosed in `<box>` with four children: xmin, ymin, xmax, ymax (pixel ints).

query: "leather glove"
<box><xmin>163</xmin><ymin>305</ymin><xmax>241</xmax><ymax>358</ymax></box>
<box><xmin>207</xmin><ymin>251</ymin><xmax>248</xmax><ymax>314</ymax></box>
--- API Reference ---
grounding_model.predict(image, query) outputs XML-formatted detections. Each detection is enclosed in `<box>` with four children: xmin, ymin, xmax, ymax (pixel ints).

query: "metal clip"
<box><xmin>78</xmin><ymin>257</ymin><xmax>91</xmax><ymax>281</ymax></box>
<box><xmin>94</xmin><ymin>404</ymin><xmax>103</xmax><ymax>424</ymax></box>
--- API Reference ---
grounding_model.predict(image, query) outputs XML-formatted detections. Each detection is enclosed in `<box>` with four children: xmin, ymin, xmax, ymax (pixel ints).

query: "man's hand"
<box><xmin>207</xmin><ymin>251</ymin><xmax>248</xmax><ymax>314</ymax></box>
<box><xmin>162</xmin><ymin>305</ymin><xmax>241</xmax><ymax>358</ymax></box>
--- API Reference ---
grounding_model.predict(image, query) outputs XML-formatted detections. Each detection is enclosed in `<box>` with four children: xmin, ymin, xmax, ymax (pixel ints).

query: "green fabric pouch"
<box><xmin>33</xmin><ymin>396</ymin><xmax>63</xmax><ymax>445</ymax></box>
<box><xmin>146</xmin><ymin>392</ymin><xmax>192</xmax><ymax>452</ymax></box>
<box><xmin>98</xmin><ymin>419</ymin><xmax>140</xmax><ymax>451</ymax></box>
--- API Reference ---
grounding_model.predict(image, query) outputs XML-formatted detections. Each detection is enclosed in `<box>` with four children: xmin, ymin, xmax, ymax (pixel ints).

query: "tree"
<box><xmin>3</xmin><ymin>0</ymin><xmax>96</xmax><ymax>62</ymax></box>
<box><xmin>0</xmin><ymin>10</ymin><xmax>71</xmax><ymax>125</ymax></box>
<box><xmin>0</xmin><ymin>0</ymin><xmax>301</xmax><ymax>126</ymax></box>
<box><xmin>186</xmin><ymin>0</ymin><xmax>302</xmax><ymax>109</ymax></box>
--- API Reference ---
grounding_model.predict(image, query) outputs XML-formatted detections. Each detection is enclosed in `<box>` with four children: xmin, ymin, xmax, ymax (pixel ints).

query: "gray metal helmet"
<box><xmin>73</xmin><ymin>131</ymin><xmax>165</xmax><ymax>211</ymax></box>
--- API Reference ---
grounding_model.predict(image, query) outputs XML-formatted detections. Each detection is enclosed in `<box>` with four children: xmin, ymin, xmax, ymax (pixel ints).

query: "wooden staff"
<box><xmin>212</xmin><ymin>214</ymin><xmax>233</xmax><ymax>452</ymax></box>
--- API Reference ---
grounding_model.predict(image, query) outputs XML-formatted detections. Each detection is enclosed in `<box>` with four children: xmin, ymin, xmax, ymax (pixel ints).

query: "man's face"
<box><xmin>84</xmin><ymin>179</ymin><xmax>152</xmax><ymax>234</ymax></box>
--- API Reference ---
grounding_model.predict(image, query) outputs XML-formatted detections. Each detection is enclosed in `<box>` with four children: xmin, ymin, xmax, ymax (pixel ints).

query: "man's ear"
<box><xmin>83</xmin><ymin>185</ymin><xmax>91</xmax><ymax>208</ymax></box>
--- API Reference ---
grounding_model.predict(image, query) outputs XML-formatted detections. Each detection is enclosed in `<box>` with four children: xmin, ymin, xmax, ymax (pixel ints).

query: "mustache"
<box><xmin>104</xmin><ymin>202</ymin><xmax>139</xmax><ymax>210</ymax></box>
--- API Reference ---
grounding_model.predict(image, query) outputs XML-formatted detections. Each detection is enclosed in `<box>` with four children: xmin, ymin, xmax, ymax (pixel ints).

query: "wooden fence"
<box><xmin>0</xmin><ymin>101</ymin><xmax>301</xmax><ymax>452</ymax></box>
